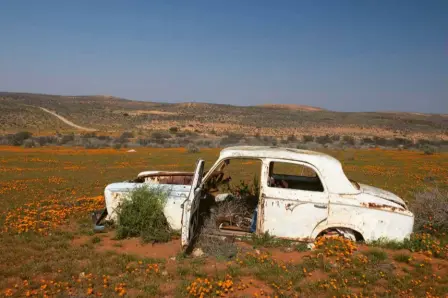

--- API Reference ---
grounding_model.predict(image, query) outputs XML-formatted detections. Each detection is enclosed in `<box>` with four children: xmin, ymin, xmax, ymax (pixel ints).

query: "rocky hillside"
<box><xmin>0</xmin><ymin>92</ymin><xmax>446</xmax><ymax>140</ymax></box>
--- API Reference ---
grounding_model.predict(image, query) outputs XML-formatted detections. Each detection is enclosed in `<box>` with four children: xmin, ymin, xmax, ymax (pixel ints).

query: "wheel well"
<box><xmin>317</xmin><ymin>227</ymin><xmax>364</xmax><ymax>242</ymax></box>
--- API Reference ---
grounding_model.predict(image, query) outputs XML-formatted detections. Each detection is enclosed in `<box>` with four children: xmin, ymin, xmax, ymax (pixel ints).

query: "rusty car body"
<box><xmin>100</xmin><ymin>146</ymin><xmax>414</xmax><ymax>250</ymax></box>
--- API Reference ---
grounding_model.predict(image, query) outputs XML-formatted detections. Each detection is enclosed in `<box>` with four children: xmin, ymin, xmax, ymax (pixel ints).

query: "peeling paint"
<box><xmin>361</xmin><ymin>202</ymin><xmax>405</xmax><ymax>212</ymax></box>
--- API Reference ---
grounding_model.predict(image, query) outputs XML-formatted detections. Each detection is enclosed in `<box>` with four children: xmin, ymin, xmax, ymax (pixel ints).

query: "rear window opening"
<box><xmin>268</xmin><ymin>161</ymin><xmax>324</xmax><ymax>192</ymax></box>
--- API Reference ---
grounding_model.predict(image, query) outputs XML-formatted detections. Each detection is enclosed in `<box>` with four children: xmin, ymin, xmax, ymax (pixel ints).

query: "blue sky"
<box><xmin>0</xmin><ymin>0</ymin><xmax>447</xmax><ymax>113</ymax></box>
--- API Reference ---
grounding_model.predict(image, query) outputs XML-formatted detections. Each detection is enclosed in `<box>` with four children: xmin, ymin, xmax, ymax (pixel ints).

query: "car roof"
<box><xmin>220</xmin><ymin>146</ymin><xmax>338</xmax><ymax>163</ymax></box>
<box><xmin>219</xmin><ymin>146</ymin><xmax>359</xmax><ymax>194</ymax></box>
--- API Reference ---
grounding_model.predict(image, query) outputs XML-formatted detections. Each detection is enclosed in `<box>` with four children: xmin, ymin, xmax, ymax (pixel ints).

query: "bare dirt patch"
<box><xmin>159</xmin><ymin>282</ymin><xmax>178</xmax><ymax>297</ymax></box>
<box><xmin>200</xmin><ymin>259</ymin><xmax>230</xmax><ymax>275</ymax></box>
<box><xmin>72</xmin><ymin>232</ymin><xmax>181</xmax><ymax>260</ymax></box>
<box><xmin>268</xmin><ymin>248</ymin><xmax>314</xmax><ymax>264</ymax></box>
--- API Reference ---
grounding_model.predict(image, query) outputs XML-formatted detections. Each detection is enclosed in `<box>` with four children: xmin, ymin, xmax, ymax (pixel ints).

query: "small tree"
<box><xmin>12</xmin><ymin>131</ymin><xmax>32</xmax><ymax>146</ymax></box>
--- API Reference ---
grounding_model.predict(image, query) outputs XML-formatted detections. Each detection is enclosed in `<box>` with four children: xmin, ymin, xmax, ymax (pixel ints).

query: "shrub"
<box><xmin>169</xmin><ymin>127</ymin><xmax>178</xmax><ymax>133</ymax></box>
<box><xmin>186</xmin><ymin>143</ymin><xmax>200</xmax><ymax>153</ymax></box>
<box><xmin>196</xmin><ymin>140</ymin><xmax>211</xmax><ymax>147</ymax></box>
<box><xmin>151</xmin><ymin>131</ymin><xmax>171</xmax><ymax>140</ymax></box>
<box><xmin>342</xmin><ymin>135</ymin><xmax>355</xmax><ymax>145</ymax></box>
<box><xmin>113</xmin><ymin>143</ymin><xmax>122</xmax><ymax>150</ymax></box>
<box><xmin>84</xmin><ymin>142</ymin><xmax>100</xmax><ymax>149</ymax></box>
<box><xmin>37</xmin><ymin>136</ymin><xmax>57</xmax><ymax>146</ymax></box>
<box><xmin>361</xmin><ymin>137</ymin><xmax>374</xmax><ymax>145</ymax></box>
<box><xmin>82</xmin><ymin>132</ymin><xmax>96</xmax><ymax>138</ymax></box>
<box><xmin>302</xmin><ymin>135</ymin><xmax>314</xmax><ymax>143</ymax></box>
<box><xmin>362</xmin><ymin>248</ymin><xmax>388</xmax><ymax>263</ymax></box>
<box><xmin>120</xmin><ymin>131</ymin><xmax>134</xmax><ymax>139</ymax></box>
<box><xmin>393</xmin><ymin>253</ymin><xmax>411</xmax><ymax>263</ymax></box>
<box><xmin>316</xmin><ymin>135</ymin><xmax>332</xmax><ymax>145</ymax></box>
<box><xmin>197</xmin><ymin>236</ymin><xmax>237</xmax><ymax>259</ymax></box>
<box><xmin>115</xmin><ymin>186</ymin><xmax>172</xmax><ymax>243</ymax></box>
<box><xmin>138</xmin><ymin>138</ymin><xmax>150</xmax><ymax>146</ymax></box>
<box><xmin>97</xmin><ymin>135</ymin><xmax>111</xmax><ymax>141</ymax></box>
<box><xmin>331</xmin><ymin>135</ymin><xmax>340</xmax><ymax>142</ymax></box>
<box><xmin>417</xmin><ymin>139</ymin><xmax>431</xmax><ymax>146</ymax></box>
<box><xmin>392</xmin><ymin>137</ymin><xmax>413</xmax><ymax>148</ymax></box>
<box><xmin>220</xmin><ymin>133</ymin><xmax>244</xmax><ymax>146</ymax></box>
<box><xmin>287</xmin><ymin>135</ymin><xmax>297</xmax><ymax>142</ymax></box>
<box><xmin>36</xmin><ymin>136</ymin><xmax>47</xmax><ymax>146</ymax></box>
<box><xmin>11</xmin><ymin>131</ymin><xmax>32</xmax><ymax>146</ymax></box>
<box><xmin>373</xmin><ymin>136</ymin><xmax>387</xmax><ymax>146</ymax></box>
<box><xmin>422</xmin><ymin>145</ymin><xmax>436</xmax><ymax>155</ymax></box>
<box><xmin>22</xmin><ymin>139</ymin><xmax>35</xmax><ymax>148</ymax></box>
<box><xmin>60</xmin><ymin>134</ymin><xmax>75</xmax><ymax>145</ymax></box>
<box><xmin>411</xmin><ymin>188</ymin><xmax>448</xmax><ymax>234</ymax></box>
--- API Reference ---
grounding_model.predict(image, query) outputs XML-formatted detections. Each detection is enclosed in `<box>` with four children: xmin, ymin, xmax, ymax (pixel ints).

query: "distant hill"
<box><xmin>258</xmin><ymin>104</ymin><xmax>324</xmax><ymax>112</ymax></box>
<box><xmin>0</xmin><ymin>92</ymin><xmax>446</xmax><ymax>140</ymax></box>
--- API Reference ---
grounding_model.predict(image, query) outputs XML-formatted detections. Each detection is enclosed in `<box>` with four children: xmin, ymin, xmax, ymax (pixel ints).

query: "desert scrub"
<box><xmin>369</xmin><ymin>233</ymin><xmax>448</xmax><ymax>259</ymax></box>
<box><xmin>115</xmin><ymin>186</ymin><xmax>172</xmax><ymax>243</ymax></box>
<box><xmin>411</xmin><ymin>188</ymin><xmax>448</xmax><ymax>235</ymax></box>
<box><xmin>186</xmin><ymin>143</ymin><xmax>200</xmax><ymax>153</ymax></box>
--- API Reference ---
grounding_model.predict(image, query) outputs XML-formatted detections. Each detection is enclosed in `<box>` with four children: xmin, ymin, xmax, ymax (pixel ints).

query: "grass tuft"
<box><xmin>363</xmin><ymin>248</ymin><xmax>388</xmax><ymax>263</ymax></box>
<box><xmin>393</xmin><ymin>253</ymin><xmax>411</xmax><ymax>263</ymax></box>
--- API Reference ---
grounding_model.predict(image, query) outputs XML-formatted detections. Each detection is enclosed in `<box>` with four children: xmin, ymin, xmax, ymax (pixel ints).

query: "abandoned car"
<box><xmin>96</xmin><ymin>146</ymin><xmax>414</xmax><ymax>249</ymax></box>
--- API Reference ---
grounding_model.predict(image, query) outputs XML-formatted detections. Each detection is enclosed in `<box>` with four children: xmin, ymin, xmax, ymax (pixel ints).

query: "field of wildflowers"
<box><xmin>0</xmin><ymin>146</ymin><xmax>447</xmax><ymax>297</ymax></box>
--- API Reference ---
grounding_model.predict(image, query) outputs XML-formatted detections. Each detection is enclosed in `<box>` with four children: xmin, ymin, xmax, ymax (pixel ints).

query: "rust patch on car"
<box><xmin>361</xmin><ymin>202</ymin><xmax>404</xmax><ymax>212</ymax></box>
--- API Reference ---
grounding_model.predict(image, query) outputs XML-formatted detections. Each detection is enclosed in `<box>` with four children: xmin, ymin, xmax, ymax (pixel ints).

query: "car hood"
<box><xmin>359</xmin><ymin>183</ymin><xmax>407</xmax><ymax>209</ymax></box>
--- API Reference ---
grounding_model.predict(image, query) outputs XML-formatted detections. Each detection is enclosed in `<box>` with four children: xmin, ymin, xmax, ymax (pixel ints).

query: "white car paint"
<box><xmin>104</xmin><ymin>182</ymin><xmax>190</xmax><ymax>230</ymax></box>
<box><xmin>103</xmin><ymin>146</ymin><xmax>414</xmax><ymax>245</ymax></box>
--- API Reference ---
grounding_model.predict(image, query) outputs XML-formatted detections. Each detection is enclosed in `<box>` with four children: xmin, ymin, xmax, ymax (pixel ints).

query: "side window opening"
<box><xmin>268</xmin><ymin>161</ymin><xmax>324</xmax><ymax>192</ymax></box>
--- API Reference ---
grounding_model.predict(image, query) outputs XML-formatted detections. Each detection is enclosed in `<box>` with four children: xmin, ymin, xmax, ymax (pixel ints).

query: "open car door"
<box><xmin>181</xmin><ymin>159</ymin><xmax>205</xmax><ymax>252</ymax></box>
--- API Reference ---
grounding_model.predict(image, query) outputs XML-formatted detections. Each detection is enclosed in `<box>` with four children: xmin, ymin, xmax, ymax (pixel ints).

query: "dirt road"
<box><xmin>39</xmin><ymin>107</ymin><xmax>97</xmax><ymax>131</ymax></box>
